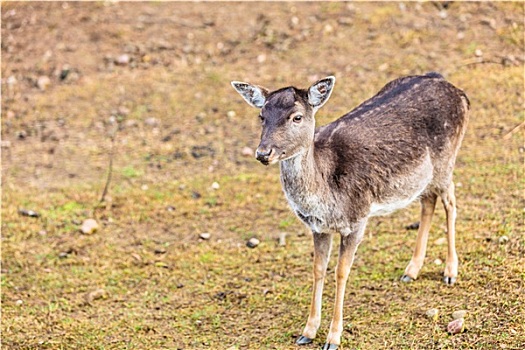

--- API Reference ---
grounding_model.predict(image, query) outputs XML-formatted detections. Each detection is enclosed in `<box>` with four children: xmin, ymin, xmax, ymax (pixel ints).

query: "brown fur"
<box><xmin>231</xmin><ymin>73</ymin><xmax>470</xmax><ymax>348</ymax></box>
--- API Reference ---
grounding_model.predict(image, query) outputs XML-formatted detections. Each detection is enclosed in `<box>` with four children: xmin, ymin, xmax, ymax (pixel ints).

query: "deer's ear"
<box><xmin>308</xmin><ymin>76</ymin><xmax>335</xmax><ymax>109</ymax></box>
<box><xmin>231</xmin><ymin>81</ymin><xmax>269</xmax><ymax>109</ymax></box>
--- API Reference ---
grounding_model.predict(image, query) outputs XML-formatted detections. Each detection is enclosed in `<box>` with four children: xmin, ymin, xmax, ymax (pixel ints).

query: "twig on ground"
<box><xmin>503</xmin><ymin>121</ymin><xmax>525</xmax><ymax>140</ymax></box>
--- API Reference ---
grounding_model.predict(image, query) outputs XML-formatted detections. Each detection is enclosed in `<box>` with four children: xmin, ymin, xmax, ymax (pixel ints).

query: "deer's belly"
<box><xmin>369</xmin><ymin>153</ymin><xmax>434</xmax><ymax>217</ymax></box>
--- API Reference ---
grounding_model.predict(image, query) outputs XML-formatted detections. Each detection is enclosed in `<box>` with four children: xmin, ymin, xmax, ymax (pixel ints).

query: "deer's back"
<box><xmin>313</xmin><ymin>73</ymin><xmax>469</xmax><ymax>220</ymax></box>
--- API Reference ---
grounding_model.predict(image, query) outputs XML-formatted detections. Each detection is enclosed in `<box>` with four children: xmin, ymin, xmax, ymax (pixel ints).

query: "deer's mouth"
<box><xmin>255</xmin><ymin>148</ymin><xmax>286</xmax><ymax>165</ymax></box>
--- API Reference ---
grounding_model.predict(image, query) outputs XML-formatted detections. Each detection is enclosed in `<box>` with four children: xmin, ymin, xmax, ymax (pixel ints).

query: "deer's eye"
<box><xmin>293</xmin><ymin>114</ymin><xmax>303</xmax><ymax>123</ymax></box>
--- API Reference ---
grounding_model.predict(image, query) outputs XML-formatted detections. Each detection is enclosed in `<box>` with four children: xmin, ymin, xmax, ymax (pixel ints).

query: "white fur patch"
<box><xmin>369</xmin><ymin>153</ymin><xmax>433</xmax><ymax>217</ymax></box>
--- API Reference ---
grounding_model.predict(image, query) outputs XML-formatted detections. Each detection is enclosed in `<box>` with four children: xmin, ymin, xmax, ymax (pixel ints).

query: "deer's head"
<box><xmin>231</xmin><ymin>77</ymin><xmax>335</xmax><ymax>165</ymax></box>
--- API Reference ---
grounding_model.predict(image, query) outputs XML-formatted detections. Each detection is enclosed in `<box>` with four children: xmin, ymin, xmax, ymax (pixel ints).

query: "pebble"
<box><xmin>226</xmin><ymin>110</ymin><xmax>236</xmax><ymax>119</ymax></box>
<box><xmin>452</xmin><ymin>310</ymin><xmax>467</xmax><ymax>320</ymax></box>
<box><xmin>37</xmin><ymin>76</ymin><xmax>51</xmax><ymax>91</ymax></box>
<box><xmin>199</xmin><ymin>232</ymin><xmax>211</xmax><ymax>240</ymax></box>
<box><xmin>434</xmin><ymin>258</ymin><xmax>443</xmax><ymax>265</ymax></box>
<box><xmin>241</xmin><ymin>146</ymin><xmax>254</xmax><ymax>157</ymax></box>
<box><xmin>278</xmin><ymin>232</ymin><xmax>287</xmax><ymax>247</ymax></box>
<box><xmin>118</xmin><ymin>106</ymin><xmax>130</xmax><ymax>116</ymax></box>
<box><xmin>211</xmin><ymin>182</ymin><xmax>220</xmax><ymax>190</ymax></box>
<box><xmin>405</xmin><ymin>222</ymin><xmax>420</xmax><ymax>230</ymax></box>
<box><xmin>434</xmin><ymin>237</ymin><xmax>447</xmax><ymax>245</ymax></box>
<box><xmin>425</xmin><ymin>308</ymin><xmax>439</xmax><ymax>321</ymax></box>
<box><xmin>125</xmin><ymin>119</ymin><xmax>138</xmax><ymax>128</ymax></box>
<box><xmin>115</xmin><ymin>54</ymin><xmax>130</xmax><ymax>66</ymax></box>
<box><xmin>18</xmin><ymin>209</ymin><xmax>40</xmax><ymax>218</ymax></box>
<box><xmin>246</xmin><ymin>237</ymin><xmax>260</xmax><ymax>248</ymax></box>
<box><xmin>144</xmin><ymin>117</ymin><xmax>159</xmax><ymax>127</ymax></box>
<box><xmin>85</xmin><ymin>288</ymin><xmax>107</xmax><ymax>304</ymax></box>
<box><xmin>447</xmin><ymin>318</ymin><xmax>465</xmax><ymax>334</ymax></box>
<box><xmin>498</xmin><ymin>235</ymin><xmax>509</xmax><ymax>244</ymax></box>
<box><xmin>16</xmin><ymin>299</ymin><xmax>23</xmax><ymax>306</ymax></box>
<box><xmin>1</xmin><ymin>140</ymin><xmax>11</xmax><ymax>148</ymax></box>
<box><xmin>80</xmin><ymin>218</ymin><xmax>99</xmax><ymax>235</ymax></box>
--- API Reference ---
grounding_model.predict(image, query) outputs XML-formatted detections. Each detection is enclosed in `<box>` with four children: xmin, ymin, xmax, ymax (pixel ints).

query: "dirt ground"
<box><xmin>1</xmin><ymin>2</ymin><xmax>524</xmax><ymax>349</ymax></box>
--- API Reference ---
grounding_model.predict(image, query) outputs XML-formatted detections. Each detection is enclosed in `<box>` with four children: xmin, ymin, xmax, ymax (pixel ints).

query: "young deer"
<box><xmin>231</xmin><ymin>72</ymin><xmax>469</xmax><ymax>349</ymax></box>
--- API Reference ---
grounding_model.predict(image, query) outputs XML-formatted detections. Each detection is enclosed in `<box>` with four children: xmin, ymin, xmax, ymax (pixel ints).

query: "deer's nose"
<box><xmin>255</xmin><ymin>148</ymin><xmax>273</xmax><ymax>164</ymax></box>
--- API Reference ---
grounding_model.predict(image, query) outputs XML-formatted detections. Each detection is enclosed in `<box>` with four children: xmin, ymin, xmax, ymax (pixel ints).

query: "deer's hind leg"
<box><xmin>441</xmin><ymin>181</ymin><xmax>458</xmax><ymax>285</ymax></box>
<box><xmin>401</xmin><ymin>193</ymin><xmax>438</xmax><ymax>282</ymax></box>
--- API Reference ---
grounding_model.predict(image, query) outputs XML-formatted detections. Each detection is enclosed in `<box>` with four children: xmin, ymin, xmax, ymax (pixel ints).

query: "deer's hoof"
<box><xmin>400</xmin><ymin>274</ymin><xmax>414</xmax><ymax>283</ymax></box>
<box><xmin>321</xmin><ymin>343</ymin><xmax>338</xmax><ymax>350</ymax></box>
<box><xmin>443</xmin><ymin>276</ymin><xmax>456</xmax><ymax>285</ymax></box>
<box><xmin>296</xmin><ymin>335</ymin><xmax>313</xmax><ymax>345</ymax></box>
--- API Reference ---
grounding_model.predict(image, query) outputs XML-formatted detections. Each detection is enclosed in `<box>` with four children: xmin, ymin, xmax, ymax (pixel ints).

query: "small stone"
<box><xmin>199</xmin><ymin>232</ymin><xmax>211</xmax><ymax>240</ymax></box>
<box><xmin>241</xmin><ymin>147</ymin><xmax>254</xmax><ymax>157</ymax></box>
<box><xmin>37</xmin><ymin>76</ymin><xmax>51</xmax><ymax>91</ymax></box>
<box><xmin>125</xmin><ymin>119</ymin><xmax>138</xmax><ymax>128</ymax></box>
<box><xmin>405</xmin><ymin>222</ymin><xmax>420</xmax><ymax>230</ymax></box>
<box><xmin>85</xmin><ymin>288</ymin><xmax>107</xmax><ymax>304</ymax></box>
<box><xmin>211</xmin><ymin>182</ymin><xmax>220</xmax><ymax>190</ymax></box>
<box><xmin>447</xmin><ymin>318</ymin><xmax>465</xmax><ymax>334</ymax></box>
<box><xmin>246</xmin><ymin>237</ymin><xmax>260</xmax><ymax>248</ymax></box>
<box><xmin>439</xmin><ymin>10</ymin><xmax>448</xmax><ymax>19</ymax></box>
<box><xmin>434</xmin><ymin>237</ymin><xmax>447</xmax><ymax>245</ymax></box>
<box><xmin>17</xmin><ymin>130</ymin><xmax>27</xmax><ymax>139</ymax></box>
<box><xmin>166</xmin><ymin>205</ymin><xmax>175</xmax><ymax>212</ymax></box>
<box><xmin>16</xmin><ymin>299</ymin><xmax>23</xmax><ymax>306</ymax></box>
<box><xmin>154</xmin><ymin>247</ymin><xmax>167</xmax><ymax>254</ymax></box>
<box><xmin>115</xmin><ymin>54</ymin><xmax>130</xmax><ymax>66</ymax></box>
<box><xmin>141</xmin><ymin>184</ymin><xmax>149</xmax><ymax>191</ymax></box>
<box><xmin>144</xmin><ymin>117</ymin><xmax>159</xmax><ymax>127</ymax></box>
<box><xmin>434</xmin><ymin>258</ymin><xmax>443</xmax><ymax>265</ymax></box>
<box><xmin>475</xmin><ymin>49</ymin><xmax>483</xmax><ymax>57</ymax></box>
<box><xmin>278</xmin><ymin>232</ymin><xmax>287</xmax><ymax>247</ymax></box>
<box><xmin>226</xmin><ymin>110</ymin><xmax>236</xmax><ymax>119</ymax></box>
<box><xmin>118</xmin><ymin>106</ymin><xmax>130</xmax><ymax>116</ymax></box>
<box><xmin>378</xmin><ymin>63</ymin><xmax>389</xmax><ymax>72</ymax></box>
<box><xmin>498</xmin><ymin>235</ymin><xmax>509</xmax><ymax>244</ymax></box>
<box><xmin>337</xmin><ymin>17</ymin><xmax>353</xmax><ymax>26</ymax></box>
<box><xmin>452</xmin><ymin>310</ymin><xmax>467</xmax><ymax>320</ymax></box>
<box><xmin>80</xmin><ymin>219</ymin><xmax>99</xmax><ymax>235</ymax></box>
<box><xmin>257</xmin><ymin>54</ymin><xmax>266</xmax><ymax>63</ymax></box>
<box><xmin>1</xmin><ymin>140</ymin><xmax>11</xmax><ymax>148</ymax></box>
<box><xmin>7</xmin><ymin>75</ymin><xmax>17</xmax><ymax>86</ymax></box>
<box><xmin>426</xmin><ymin>308</ymin><xmax>439</xmax><ymax>321</ymax></box>
<box><xmin>38</xmin><ymin>230</ymin><xmax>47</xmax><ymax>236</ymax></box>
<box><xmin>18</xmin><ymin>209</ymin><xmax>40</xmax><ymax>218</ymax></box>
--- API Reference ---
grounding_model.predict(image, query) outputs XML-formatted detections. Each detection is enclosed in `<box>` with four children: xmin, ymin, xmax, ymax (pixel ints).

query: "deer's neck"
<box><xmin>280</xmin><ymin>145</ymin><xmax>324</xmax><ymax>199</ymax></box>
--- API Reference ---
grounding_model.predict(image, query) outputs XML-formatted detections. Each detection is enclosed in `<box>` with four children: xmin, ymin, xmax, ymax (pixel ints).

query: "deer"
<box><xmin>231</xmin><ymin>72</ymin><xmax>469</xmax><ymax>349</ymax></box>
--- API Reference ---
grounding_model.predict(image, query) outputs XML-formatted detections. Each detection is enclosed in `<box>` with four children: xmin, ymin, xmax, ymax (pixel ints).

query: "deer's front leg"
<box><xmin>324</xmin><ymin>221</ymin><xmax>366</xmax><ymax>350</ymax></box>
<box><xmin>296</xmin><ymin>232</ymin><xmax>332</xmax><ymax>345</ymax></box>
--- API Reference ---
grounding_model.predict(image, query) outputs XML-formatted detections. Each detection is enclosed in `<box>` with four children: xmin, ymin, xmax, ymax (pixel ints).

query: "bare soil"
<box><xmin>2</xmin><ymin>2</ymin><xmax>524</xmax><ymax>349</ymax></box>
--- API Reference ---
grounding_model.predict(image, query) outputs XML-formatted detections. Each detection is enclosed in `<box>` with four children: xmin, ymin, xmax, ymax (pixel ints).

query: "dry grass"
<box><xmin>2</xmin><ymin>2</ymin><xmax>524</xmax><ymax>349</ymax></box>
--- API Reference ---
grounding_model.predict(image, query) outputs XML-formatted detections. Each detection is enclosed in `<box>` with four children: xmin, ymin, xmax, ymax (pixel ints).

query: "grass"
<box><xmin>2</xmin><ymin>2</ymin><xmax>524</xmax><ymax>350</ymax></box>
